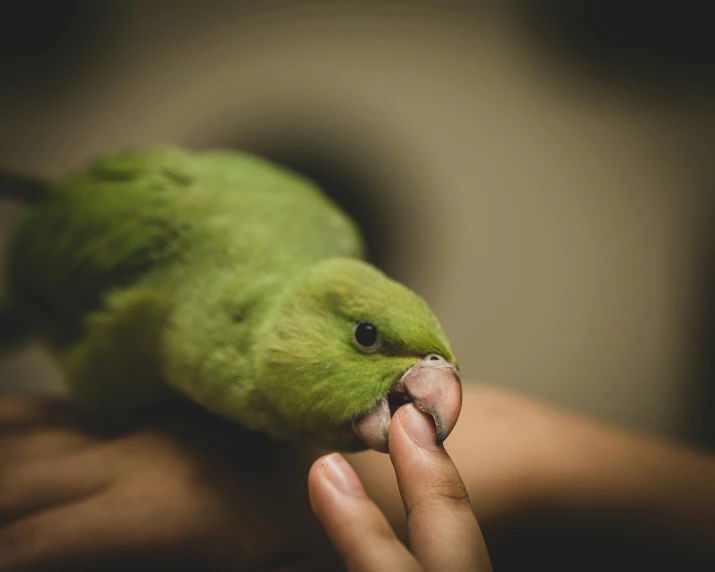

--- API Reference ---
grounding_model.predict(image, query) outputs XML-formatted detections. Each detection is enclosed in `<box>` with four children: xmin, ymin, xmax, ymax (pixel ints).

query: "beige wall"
<box><xmin>2</xmin><ymin>1</ymin><xmax>713</xmax><ymax>440</ymax></box>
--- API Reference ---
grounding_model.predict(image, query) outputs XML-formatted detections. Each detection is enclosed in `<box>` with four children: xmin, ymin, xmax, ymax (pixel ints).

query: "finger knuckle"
<box><xmin>430</xmin><ymin>474</ymin><xmax>470</xmax><ymax>506</ymax></box>
<box><xmin>406</xmin><ymin>471</ymin><xmax>471</xmax><ymax>520</ymax></box>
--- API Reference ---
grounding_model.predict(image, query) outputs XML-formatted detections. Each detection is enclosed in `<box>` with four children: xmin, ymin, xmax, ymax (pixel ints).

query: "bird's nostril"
<box><xmin>428</xmin><ymin>354</ymin><xmax>441</xmax><ymax>362</ymax></box>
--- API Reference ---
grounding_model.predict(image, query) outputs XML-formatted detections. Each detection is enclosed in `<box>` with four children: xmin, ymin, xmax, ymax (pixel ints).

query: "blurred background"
<box><xmin>1</xmin><ymin>1</ymin><xmax>714</xmax><ymax>569</ymax></box>
<box><xmin>3</xmin><ymin>0</ymin><xmax>714</xmax><ymax>445</ymax></box>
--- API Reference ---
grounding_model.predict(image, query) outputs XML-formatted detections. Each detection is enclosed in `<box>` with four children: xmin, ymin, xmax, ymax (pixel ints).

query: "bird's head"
<box><xmin>254</xmin><ymin>258</ymin><xmax>461</xmax><ymax>452</ymax></box>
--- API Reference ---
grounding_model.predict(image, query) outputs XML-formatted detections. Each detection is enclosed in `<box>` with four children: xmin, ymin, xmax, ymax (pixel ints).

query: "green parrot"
<box><xmin>0</xmin><ymin>146</ymin><xmax>461</xmax><ymax>452</ymax></box>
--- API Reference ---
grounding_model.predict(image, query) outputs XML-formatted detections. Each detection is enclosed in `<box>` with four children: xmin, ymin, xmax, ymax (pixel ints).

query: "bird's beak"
<box><xmin>352</xmin><ymin>354</ymin><xmax>462</xmax><ymax>453</ymax></box>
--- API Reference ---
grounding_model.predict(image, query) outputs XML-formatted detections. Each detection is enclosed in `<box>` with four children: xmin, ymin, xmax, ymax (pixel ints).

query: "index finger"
<box><xmin>390</xmin><ymin>403</ymin><xmax>492</xmax><ymax>572</ymax></box>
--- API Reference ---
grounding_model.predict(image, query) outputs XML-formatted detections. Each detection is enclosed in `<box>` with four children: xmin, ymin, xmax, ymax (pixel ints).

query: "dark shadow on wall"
<box><xmin>514</xmin><ymin>1</ymin><xmax>715</xmax><ymax>96</ymax></box>
<box><xmin>0</xmin><ymin>1</ymin><xmax>108</xmax><ymax>97</ymax></box>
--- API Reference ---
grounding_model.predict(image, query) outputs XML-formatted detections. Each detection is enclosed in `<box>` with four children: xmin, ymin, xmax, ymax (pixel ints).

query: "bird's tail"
<box><xmin>0</xmin><ymin>171</ymin><xmax>49</xmax><ymax>202</ymax></box>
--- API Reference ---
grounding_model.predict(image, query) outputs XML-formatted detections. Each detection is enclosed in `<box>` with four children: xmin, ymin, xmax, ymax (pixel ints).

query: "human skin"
<box><xmin>308</xmin><ymin>403</ymin><xmax>492</xmax><ymax>571</ymax></box>
<box><xmin>349</xmin><ymin>385</ymin><xmax>715</xmax><ymax>570</ymax></box>
<box><xmin>0</xmin><ymin>384</ymin><xmax>713</xmax><ymax>571</ymax></box>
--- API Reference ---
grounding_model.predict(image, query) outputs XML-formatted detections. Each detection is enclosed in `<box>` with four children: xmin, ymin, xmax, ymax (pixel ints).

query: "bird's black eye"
<box><xmin>353</xmin><ymin>322</ymin><xmax>379</xmax><ymax>349</ymax></box>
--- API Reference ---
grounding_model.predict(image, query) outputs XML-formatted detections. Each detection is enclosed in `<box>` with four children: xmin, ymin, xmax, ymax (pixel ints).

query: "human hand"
<box><xmin>0</xmin><ymin>388</ymin><xmax>541</xmax><ymax>571</ymax></box>
<box><xmin>340</xmin><ymin>385</ymin><xmax>715</xmax><ymax>571</ymax></box>
<box><xmin>308</xmin><ymin>403</ymin><xmax>493</xmax><ymax>571</ymax></box>
<box><xmin>0</xmin><ymin>396</ymin><xmax>339</xmax><ymax>572</ymax></box>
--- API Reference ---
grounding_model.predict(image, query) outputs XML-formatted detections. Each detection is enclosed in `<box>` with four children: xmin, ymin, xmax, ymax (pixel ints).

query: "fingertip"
<box><xmin>319</xmin><ymin>454</ymin><xmax>367</xmax><ymax>497</ymax></box>
<box><xmin>385</xmin><ymin>409</ymin><xmax>487</xmax><ymax>571</ymax></box>
<box><xmin>388</xmin><ymin>404</ymin><xmax>443</xmax><ymax>463</ymax></box>
<box><xmin>400</xmin><ymin>404</ymin><xmax>439</xmax><ymax>449</ymax></box>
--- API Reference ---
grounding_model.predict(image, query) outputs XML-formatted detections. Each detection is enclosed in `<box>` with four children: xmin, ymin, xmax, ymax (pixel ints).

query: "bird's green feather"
<box><xmin>2</xmin><ymin>146</ymin><xmax>455</xmax><ymax>449</ymax></box>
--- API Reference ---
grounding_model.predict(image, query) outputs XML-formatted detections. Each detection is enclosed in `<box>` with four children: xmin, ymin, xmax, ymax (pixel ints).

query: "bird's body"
<box><xmin>1</xmin><ymin>147</ymin><xmax>462</xmax><ymax>451</ymax></box>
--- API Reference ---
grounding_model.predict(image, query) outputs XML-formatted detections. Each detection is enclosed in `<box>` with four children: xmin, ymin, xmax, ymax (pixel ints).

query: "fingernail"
<box><xmin>321</xmin><ymin>453</ymin><xmax>366</xmax><ymax>497</ymax></box>
<box><xmin>400</xmin><ymin>404</ymin><xmax>437</xmax><ymax>448</ymax></box>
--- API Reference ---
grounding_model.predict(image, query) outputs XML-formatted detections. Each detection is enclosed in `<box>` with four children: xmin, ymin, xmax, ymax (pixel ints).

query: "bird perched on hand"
<box><xmin>0</xmin><ymin>146</ymin><xmax>461</xmax><ymax>452</ymax></box>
